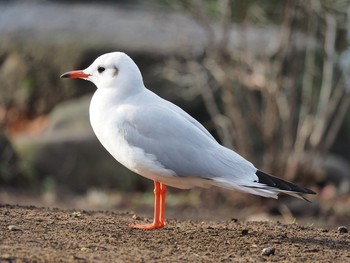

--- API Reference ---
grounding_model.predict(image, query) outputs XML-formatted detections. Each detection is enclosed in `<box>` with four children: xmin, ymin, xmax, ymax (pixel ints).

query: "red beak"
<box><xmin>60</xmin><ymin>70</ymin><xmax>90</xmax><ymax>79</ymax></box>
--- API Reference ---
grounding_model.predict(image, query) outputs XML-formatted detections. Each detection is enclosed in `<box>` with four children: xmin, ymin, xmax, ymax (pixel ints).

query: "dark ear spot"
<box><xmin>113</xmin><ymin>66</ymin><xmax>119</xmax><ymax>77</ymax></box>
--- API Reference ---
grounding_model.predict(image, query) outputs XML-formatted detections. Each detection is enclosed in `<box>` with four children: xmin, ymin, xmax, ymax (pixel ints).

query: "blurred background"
<box><xmin>1</xmin><ymin>0</ymin><xmax>350</xmax><ymax>227</ymax></box>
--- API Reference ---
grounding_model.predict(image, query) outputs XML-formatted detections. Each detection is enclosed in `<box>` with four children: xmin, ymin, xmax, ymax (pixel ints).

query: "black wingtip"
<box><xmin>256</xmin><ymin>170</ymin><xmax>316</xmax><ymax>195</ymax></box>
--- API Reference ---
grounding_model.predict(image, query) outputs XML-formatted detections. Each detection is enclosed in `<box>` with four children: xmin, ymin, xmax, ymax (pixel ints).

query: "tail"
<box><xmin>210</xmin><ymin>170</ymin><xmax>316</xmax><ymax>201</ymax></box>
<box><xmin>254</xmin><ymin>170</ymin><xmax>316</xmax><ymax>202</ymax></box>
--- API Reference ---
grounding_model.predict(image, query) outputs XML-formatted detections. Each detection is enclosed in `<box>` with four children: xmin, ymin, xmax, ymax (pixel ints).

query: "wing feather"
<box><xmin>121</xmin><ymin>103</ymin><xmax>256</xmax><ymax>181</ymax></box>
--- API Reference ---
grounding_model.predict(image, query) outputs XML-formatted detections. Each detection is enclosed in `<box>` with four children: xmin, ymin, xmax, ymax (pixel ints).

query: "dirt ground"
<box><xmin>0</xmin><ymin>204</ymin><xmax>349</xmax><ymax>262</ymax></box>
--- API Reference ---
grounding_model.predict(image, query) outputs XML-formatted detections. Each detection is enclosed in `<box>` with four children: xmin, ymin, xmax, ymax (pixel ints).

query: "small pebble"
<box><xmin>262</xmin><ymin>247</ymin><xmax>275</xmax><ymax>256</ymax></box>
<box><xmin>241</xmin><ymin>229</ymin><xmax>249</xmax><ymax>235</ymax></box>
<box><xmin>337</xmin><ymin>226</ymin><xmax>348</xmax><ymax>233</ymax></box>
<box><xmin>132</xmin><ymin>214</ymin><xmax>140</xmax><ymax>220</ymax></box>
<box><xmin>8</xmin><ymin>225</ymin><xmax>20</xmax><ymax>231</ymax></box>
<box><xmin>72</xmin><ymin>211</ymin><xmax>81</xmax><ymax>217</ymax></box>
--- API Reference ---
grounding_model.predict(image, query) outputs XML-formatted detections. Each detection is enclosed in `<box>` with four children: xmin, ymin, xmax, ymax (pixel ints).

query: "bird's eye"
<box><xmin>97</xmin><ymin>66</ymin><xmax>105</xmax><ymax>73</ymax></box>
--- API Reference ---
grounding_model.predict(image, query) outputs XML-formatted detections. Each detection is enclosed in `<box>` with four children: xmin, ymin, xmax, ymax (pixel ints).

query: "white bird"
<box><xmin>61</xmin><ymin>52</ymin><xmax>315</xmax><ymax>230</ymax></box>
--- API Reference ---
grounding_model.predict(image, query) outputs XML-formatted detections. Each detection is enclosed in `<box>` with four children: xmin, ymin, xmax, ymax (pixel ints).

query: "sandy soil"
<box><xmin>0</xmin><ymin>204</ymin><xmax>349</xmax><ymax>262</ymax></box>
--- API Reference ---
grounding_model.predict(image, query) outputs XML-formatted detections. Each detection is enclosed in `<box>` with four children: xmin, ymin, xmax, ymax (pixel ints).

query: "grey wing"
<box><xmin>123</xmin><ymin>105</ymin><xmax>256</xmax><ymax>180</ymax></box>
<box><xmin>161</xmin><ymin>98</ymin><xmax>217</xmax><ymax>143</ymax></box>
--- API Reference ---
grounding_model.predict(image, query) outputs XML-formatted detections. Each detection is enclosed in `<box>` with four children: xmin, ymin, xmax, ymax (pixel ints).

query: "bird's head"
<box><xmin>61</xmin><ymin>52</ymin><xmax>144</xmax><ymax>92</ymax></box>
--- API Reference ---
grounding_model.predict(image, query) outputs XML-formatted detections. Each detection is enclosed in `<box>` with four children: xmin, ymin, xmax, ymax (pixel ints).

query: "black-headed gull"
<box><xmin>61</xmin><ymin>52</ymin><xmax>315</xmax><ymax>229</ymax></box>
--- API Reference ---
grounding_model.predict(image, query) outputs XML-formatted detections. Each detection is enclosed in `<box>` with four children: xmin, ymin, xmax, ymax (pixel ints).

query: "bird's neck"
<box><xmin>93</xmin><ymin>84</ymin><xmax>145</xmax><ymax>109</ymax></box>
<box><xmin>99</xmin><ymin>81</ymin><xmax>144</xmax><ymax>101</ymax></box>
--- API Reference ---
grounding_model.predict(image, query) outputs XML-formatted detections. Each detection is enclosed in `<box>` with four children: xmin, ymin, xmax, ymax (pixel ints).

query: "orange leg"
<box><xmin>159</xmin><ymin>183</ymin><xmax>166</xmax><ymax>226</ymax></box>
<box><xmin>130</xmin><ymin>181</ymin><xmax>166</xmax><ymax>230</ymax></box>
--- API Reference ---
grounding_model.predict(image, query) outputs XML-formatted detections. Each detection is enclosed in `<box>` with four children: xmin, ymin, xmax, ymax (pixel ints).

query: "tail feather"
<box><xmin>210</xmin><ymin>170</ymin><xmax>316</xmax><ymax>201</ymax></box>
<box><xmin>255</xmin><ymin>170</ymin><xmax>316</xmax><ymax>201</ymax></box>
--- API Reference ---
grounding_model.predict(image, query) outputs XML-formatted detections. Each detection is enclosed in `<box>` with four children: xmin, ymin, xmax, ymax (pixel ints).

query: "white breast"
<box><xmin>89</xmin><ymin>90</ymin><xmax>177</xmax><ymax>183</ymax></box>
